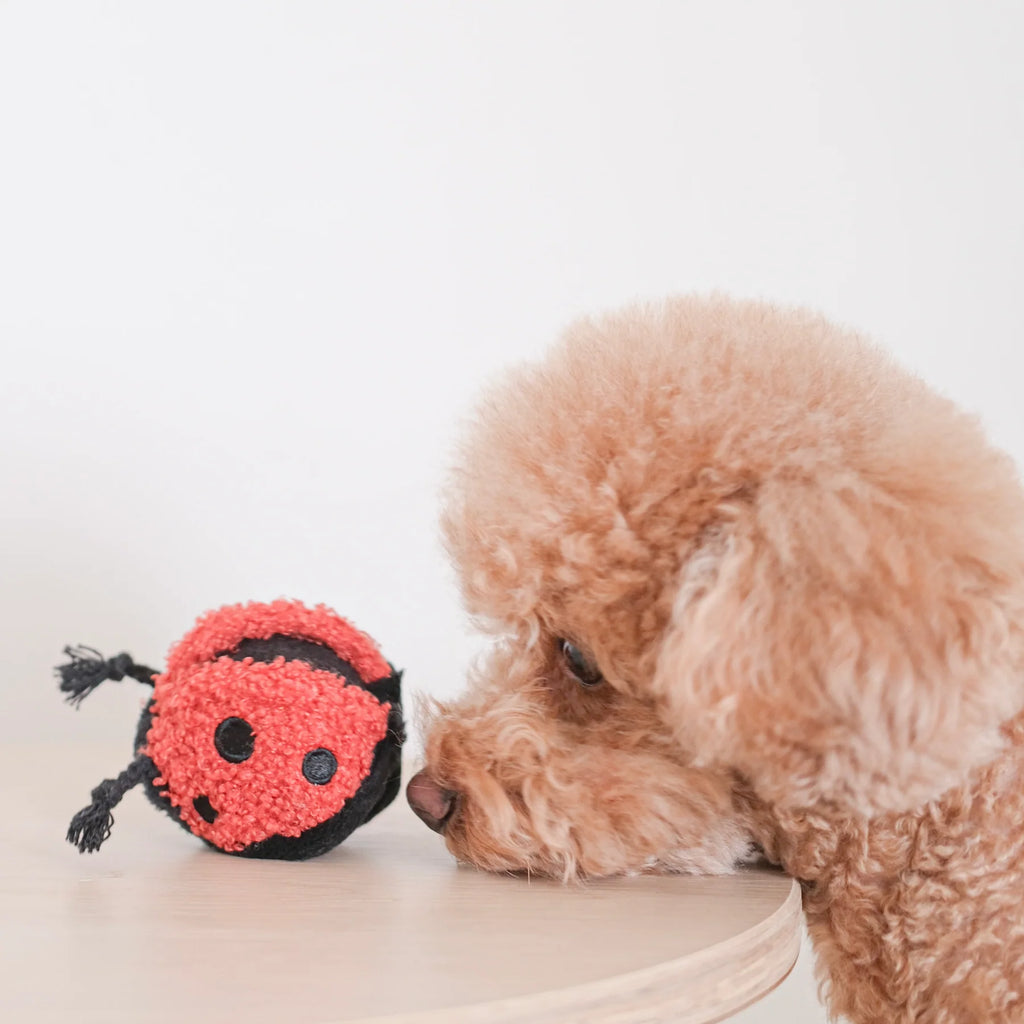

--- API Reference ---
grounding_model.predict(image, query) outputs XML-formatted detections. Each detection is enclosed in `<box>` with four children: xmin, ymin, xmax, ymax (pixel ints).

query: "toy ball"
<box><xmin>57</xmin><ymin>599</ymin><xmax>404</xmax><ymax>860</ymax></box>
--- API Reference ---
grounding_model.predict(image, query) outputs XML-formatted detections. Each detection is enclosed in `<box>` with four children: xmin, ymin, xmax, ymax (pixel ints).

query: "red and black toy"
<box><xmin>58</xmin><ymin>600</ymin><xmax>404</xmax><ymax>860</ymax></box>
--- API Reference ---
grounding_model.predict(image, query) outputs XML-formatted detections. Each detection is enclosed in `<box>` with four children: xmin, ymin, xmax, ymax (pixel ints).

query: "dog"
<box><xmin>409</xmin><ymin>296</ymin><xmax>1024</xmax><ymax>1022</ymax></box>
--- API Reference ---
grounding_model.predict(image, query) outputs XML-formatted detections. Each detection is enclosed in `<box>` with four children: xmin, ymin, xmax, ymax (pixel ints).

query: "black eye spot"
<box><xmin>214</xmin><ymin>717</ymin><xmax>255</xmax><ymax>763</ymax></box>
<box><xmin>558</xmin><ymin>639</ymin><xmax>604</xmax><ymax>688</ymax></box>
<box><xmin>302</xmin><ymin>748</ymin><xmax>338</xmax><ymax>785</ymax></box>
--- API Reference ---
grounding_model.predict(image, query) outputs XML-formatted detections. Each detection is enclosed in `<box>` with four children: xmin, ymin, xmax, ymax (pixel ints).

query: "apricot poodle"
<box><xmin>409</xmin><ymin>296</ymin><xmax>1024</xmax><ymax>1023</ymax></box>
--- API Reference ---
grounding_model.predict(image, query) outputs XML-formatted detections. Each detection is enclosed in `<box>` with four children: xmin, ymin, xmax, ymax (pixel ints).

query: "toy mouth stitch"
<box><xmin>193</xmin><ymin>794</ymin><xmax>218</xmax><ymax>824</ymax></box>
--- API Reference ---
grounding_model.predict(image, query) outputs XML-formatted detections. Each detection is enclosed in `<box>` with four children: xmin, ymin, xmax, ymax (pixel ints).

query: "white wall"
<box><xmin>2</xmin><ymin>4</ymin><xmax>1022</xmax><ymax>1019</ymax></box>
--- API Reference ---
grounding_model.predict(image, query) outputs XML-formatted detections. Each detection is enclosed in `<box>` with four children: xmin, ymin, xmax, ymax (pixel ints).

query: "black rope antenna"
<box><xmin>66</xmin><ymin>756</ymin><xmax>155</xmax><ymax>853</ymax></box>
<box><xmin>56</xmin><ymin>645</ymin><xmax>159</xmax><ymax>707</ymax></box>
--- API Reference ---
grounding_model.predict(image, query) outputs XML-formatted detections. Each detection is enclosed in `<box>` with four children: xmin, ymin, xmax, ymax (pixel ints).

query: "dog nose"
<box><xmin>406</xmin><ymin>770</ymin><xmax>457</xmax><ymax>833</ymax></box>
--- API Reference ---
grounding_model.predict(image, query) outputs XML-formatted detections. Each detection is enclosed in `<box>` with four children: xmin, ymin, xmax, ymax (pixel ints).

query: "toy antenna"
<box><xmin>66</xmin><ymin>756</ymin><xmax>155</xmax><ymax>853</ymax></box>
<box><xmin>56</xmin><ymin>646</ymin><xmax>159</xmax><ymax>707</ymax></box>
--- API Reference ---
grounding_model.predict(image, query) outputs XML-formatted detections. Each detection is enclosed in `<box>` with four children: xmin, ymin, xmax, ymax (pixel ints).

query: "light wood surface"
<box><xmin>1</xmin><ymin>744</ymin><xmax>801</xmax><ymax>1024</ymax></box>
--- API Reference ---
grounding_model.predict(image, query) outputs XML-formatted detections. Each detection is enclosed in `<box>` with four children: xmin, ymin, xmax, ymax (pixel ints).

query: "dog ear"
<box><xmin>653</xmin><ymin>473</ymin><xmax>1024</xmax><ymax>816</ymax></box>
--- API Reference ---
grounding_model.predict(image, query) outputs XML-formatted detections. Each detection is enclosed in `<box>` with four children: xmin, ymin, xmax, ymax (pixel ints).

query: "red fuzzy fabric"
<box><xmin>165</xmin><ymin>599</ymin><xmax>390</xmax><ymax>682</ymax></box>
<box><xmin>145</xmin><ymin>658</ymin><xmax>390</xmax><ymax>851</ymax></box>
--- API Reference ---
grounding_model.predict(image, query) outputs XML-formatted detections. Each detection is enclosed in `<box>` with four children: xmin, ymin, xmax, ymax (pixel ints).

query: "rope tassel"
<box><xmin>67</xmin><ymin>758</ymin><xmax>153</xmax><ymax>853</ymax></box>
<box><xmin>56</xmin><ymin>645</ymin><xmax>157</xmax><ymax>706</ymax></box>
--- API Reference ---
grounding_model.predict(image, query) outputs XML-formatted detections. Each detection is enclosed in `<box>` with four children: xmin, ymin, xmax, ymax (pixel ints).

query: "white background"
<box><xmin>2</xmin><ymin>4</ymin><xmax>1021</xmax><ymax>1021</ymax></box>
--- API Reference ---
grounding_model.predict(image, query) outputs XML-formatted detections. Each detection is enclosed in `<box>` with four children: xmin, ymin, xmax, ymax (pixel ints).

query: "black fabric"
<box><xmin>362</xmin><ymin>703</ymin><xmax>405</xmax><ymax>826</ymax></box>
<box><xmin>224</xmin><ymin>635</ymin><xmax>368</xmax><ymax>687</ymax></box>
<box><xmin>369</xmin><ymin>667</ymin><xmax>403</xmax><ymax>711</ymax></box>
<box><xmin>67</xmin><ymin>755</ymin><xmax>157</xmax><ymax>852</ymax></box>
<box><xmin>56</xmin><ymin>645</ymin><xmax>158</xmax><ymax>706</ymax></box>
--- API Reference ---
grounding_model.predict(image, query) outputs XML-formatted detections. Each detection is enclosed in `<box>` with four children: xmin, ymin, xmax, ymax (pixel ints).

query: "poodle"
<box><xmin>409</xmin><ymin>296</ymin><xmax>1024</xmax><ymax>1023</ymax></box>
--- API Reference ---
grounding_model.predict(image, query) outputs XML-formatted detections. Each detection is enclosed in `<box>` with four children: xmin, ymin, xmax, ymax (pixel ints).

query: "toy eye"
<box><xmin>558</xmin><ymin>639</ymin><xmax>604</xmax><ymax>688</ymax></box>
<box><xmin>214</xmin><ymin>717</ymin><xmax>255</xmax><ymax>763</ymax></box>
<box><xmin>302</xmin><ymin>748</ymin><xmax>338</xmax><ymax>785</ymax></box>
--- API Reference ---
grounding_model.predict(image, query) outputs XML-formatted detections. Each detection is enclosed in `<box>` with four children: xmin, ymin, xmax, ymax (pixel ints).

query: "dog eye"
<box><xmin>558</xmin><ymin>639</ymin><xmax>604</xmax><ymax>688</ymax></box>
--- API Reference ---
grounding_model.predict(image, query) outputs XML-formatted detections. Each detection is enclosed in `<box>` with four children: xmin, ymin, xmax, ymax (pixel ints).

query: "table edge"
<box><xmin>337</xmin><ymin>876</ymin><xmax>803</xmax><ymax>1024</ymax></box>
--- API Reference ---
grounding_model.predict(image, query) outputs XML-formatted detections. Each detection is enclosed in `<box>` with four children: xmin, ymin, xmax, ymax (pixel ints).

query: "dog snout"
<box><xmin>406</xmin><ymin>770</ymin><xmax>458</xmax><ymax>833</ymax></box>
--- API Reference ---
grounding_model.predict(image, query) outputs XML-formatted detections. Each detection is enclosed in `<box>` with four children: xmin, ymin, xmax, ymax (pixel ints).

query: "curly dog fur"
<box><xmin>414</xmin><ymin>296</ymin><xmax>1024</xmax><ymax>1022</ymax></box>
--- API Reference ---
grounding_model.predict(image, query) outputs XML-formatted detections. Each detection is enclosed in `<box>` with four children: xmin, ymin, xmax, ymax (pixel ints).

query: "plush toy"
<box><xmin>57</xmin><ymin>599</ymin><xmax>404</xmax><ymax>860</ymax></box>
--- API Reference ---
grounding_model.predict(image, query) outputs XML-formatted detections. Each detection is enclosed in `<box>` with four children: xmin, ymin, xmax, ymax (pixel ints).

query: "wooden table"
<box><xmin>1</xmin><ymin>745</ymin><xmax>801</xmax><ymax>1024</ymax></box>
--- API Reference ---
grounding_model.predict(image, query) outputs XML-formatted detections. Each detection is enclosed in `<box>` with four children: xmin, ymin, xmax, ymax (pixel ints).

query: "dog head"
<box><xmin>413</xmin><ymin>296</ymin><xmax>1024</xmax><ymax>877</ymax></box>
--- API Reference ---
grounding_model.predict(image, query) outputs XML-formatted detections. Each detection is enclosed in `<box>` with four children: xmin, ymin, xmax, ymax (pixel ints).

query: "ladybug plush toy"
<box><xmin>58</xmin><ymin>600</ymin><xmax>404</xmax><ymax>860</ymax></box>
